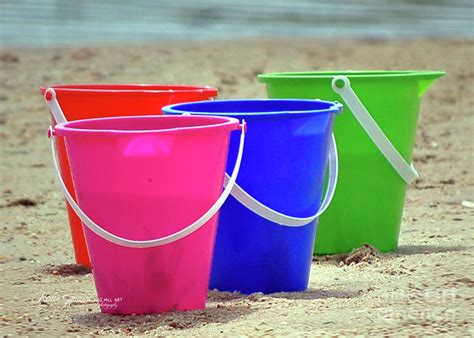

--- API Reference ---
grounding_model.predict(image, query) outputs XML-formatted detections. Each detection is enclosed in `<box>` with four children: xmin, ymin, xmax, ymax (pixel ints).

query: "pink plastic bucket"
<box><xmin>50</xmin><ymin>115</ymin><xmax>244</xmax><ymax>315</ymax></box>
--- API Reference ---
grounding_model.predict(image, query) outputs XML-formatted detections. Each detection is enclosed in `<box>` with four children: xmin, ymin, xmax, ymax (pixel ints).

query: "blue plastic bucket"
<box><xmin>163</xmin><ymin>99</ymin><xmax>342</xmax><ymax>294</ymax></box>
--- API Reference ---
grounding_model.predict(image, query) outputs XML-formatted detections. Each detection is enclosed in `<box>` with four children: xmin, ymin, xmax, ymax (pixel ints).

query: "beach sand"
<box><xmin>0</xmin><ymin>38</ymin><xmax>473</xmax><ymax>335</ymax></box>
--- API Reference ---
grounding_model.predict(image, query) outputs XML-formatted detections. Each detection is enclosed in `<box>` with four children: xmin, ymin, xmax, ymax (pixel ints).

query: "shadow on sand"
<box><xmin>313</xmin><ymin>243</ymin><xmax>469</xmax><ymax>265</ymax></box>
<box><xmin>393</xmin><ymin>244</ymin><xmax>469</xmax><ymax>256</ymax></box>
<box><xmin>269</xmin><ymin>288</ymin><xmax>360</xmax><ymax>300</ymax></box>
<box><xmin>73</xmin><ymin>302</ymin><xmax>254</xmax><ymax>333</ymax></box>
<box><xmin>208</xmin><ymin>287</ymin><xmax>359</xmax><ymax>302</ymax></box>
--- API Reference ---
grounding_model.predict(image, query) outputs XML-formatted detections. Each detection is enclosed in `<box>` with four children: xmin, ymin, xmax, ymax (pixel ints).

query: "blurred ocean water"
<box><xmin>1</xmin><ymin>0</ymin><xmax>473</xmax><ymax>47</ymax></box>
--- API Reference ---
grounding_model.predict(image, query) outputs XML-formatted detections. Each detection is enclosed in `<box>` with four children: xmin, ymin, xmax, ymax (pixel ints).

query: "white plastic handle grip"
<box><xmin>331</xmin><ymin>76</ymin><xmax>419</xmax><ymax>184</ymax></box>
<box><xmin>223</xmin><ymin>133</ymin><xmax>338</xmax><ymax>227</ymax></box>
<box><xmin>48</xmin><ymin>122</ymin><xmax>246</xmax><ymax>248</ymax></box>
<box><xmin>44</xmin><ymin>88</ymin><xmax>67</xmax><ymax>125</ymax></box>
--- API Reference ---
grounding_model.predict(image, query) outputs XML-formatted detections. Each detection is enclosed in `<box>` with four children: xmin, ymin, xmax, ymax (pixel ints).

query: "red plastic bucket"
<box><xmin>40</xmin><ymin>84</ymin><xmax>218</xmax><ymax>267</ymax></box>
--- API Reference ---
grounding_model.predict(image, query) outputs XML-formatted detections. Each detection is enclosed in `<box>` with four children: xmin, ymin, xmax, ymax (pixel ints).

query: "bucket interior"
<box><xmin>40</xmin><ymin>84</ymin><xmax>217</xmax><ymax>93</ymax></box>
<box><xmin>258</xmin><ymin>70</ymin><xmax>445</xmax><ymax>81</ymax></box>
<box><xmin>164</xmin><ymin>99</ymin><xmax>340</xmax><ymax>116</ymax></box>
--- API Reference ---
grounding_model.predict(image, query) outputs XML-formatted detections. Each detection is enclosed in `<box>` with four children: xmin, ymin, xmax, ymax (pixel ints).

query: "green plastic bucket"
<box><xmin>257</xmin><ymin>71</ymin><xmax>445</xmax><ymax>254</ymax></box>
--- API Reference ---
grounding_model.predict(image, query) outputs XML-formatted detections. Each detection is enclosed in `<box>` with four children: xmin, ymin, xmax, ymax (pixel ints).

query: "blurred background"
<box><xmin>1</xmin><ymin>0</ymin><xmax>473</xmax><ymax>48</ymax></box>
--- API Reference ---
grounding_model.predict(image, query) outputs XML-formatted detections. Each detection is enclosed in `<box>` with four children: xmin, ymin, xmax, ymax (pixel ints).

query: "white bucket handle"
<box><xmin>45</xmin><ymin>89</ymin><xmax>246</xmax><ymax>248</ymax></box>
<box><xmin>331</xmin><ymin>76</ymin><xmax>419</xmax><ymax>184</ymax></box>
<box><xmin>223</xmin><ymin>133</ymin><xmax>338</xmax><ymax>227</ymax></box>
<box><xmin>44</xmin><ymin>88</ymin><xmax>67</xmax><ymax>125</ymax></box>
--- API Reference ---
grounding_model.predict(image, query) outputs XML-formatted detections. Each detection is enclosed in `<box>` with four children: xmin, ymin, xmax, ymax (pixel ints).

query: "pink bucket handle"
<box><xmin>47</xmin><ymin>122</ymin><xmax>246</xmax><ymax>249</ymax></box>
<box><xmin>223</xmin><ymin>133</ymin><xmax>338</xmax><ymax>226</ymax></box>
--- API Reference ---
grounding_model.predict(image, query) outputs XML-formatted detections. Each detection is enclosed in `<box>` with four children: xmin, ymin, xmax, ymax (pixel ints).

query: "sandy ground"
<box><xmin>0</xmin><ymin>38</ymin><xmax>473</xmax><ymax>336</ymax></box>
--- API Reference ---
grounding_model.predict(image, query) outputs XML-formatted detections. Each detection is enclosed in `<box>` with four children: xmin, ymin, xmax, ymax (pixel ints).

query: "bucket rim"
<box><xmin>53</xmin><ymin>115</ymin><xmax>240</xmax><ymax>137</ymax></box>
<box><xmin>39</xmin><ymin>84</ymin><xmax>218</xmax><ymax>95</ymax></box>
<box><xmin>257</xmin><ymin>70</ymin><xmax>446</xmax><ymax>82</ymax></box>
<box><xmin>163</xmin><ymin>99</ymin><xmax>342</xmax><ymax>117</ymax></box>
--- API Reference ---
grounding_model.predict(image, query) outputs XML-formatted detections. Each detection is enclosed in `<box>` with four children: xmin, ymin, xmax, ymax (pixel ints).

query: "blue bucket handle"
<box><xmin>223</xmin><ymin>133</ymin><xmax>338</xmax><ymax>227</ymax></box>
<box><xmin>44</xmin><ymin>88</ymin><xmax>247</xmax><ymax>248</ymax></box>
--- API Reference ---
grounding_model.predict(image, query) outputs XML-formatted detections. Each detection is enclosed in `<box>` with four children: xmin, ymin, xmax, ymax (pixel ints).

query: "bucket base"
<box><xmin>210</xmin><ymin>199</ymin><xmax>317</xmax><ymax>295</ymax></box>
<box><xmin>210</xmin><ymin>285</ymin><xmax>308</xmax><ymax>295</ymax></box>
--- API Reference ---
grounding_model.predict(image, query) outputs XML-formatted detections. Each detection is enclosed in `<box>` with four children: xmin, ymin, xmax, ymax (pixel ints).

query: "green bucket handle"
<box><xmin>331</xmin><ymin>76</ymin><xmax>419</xmax><ymax>184</ymax></box>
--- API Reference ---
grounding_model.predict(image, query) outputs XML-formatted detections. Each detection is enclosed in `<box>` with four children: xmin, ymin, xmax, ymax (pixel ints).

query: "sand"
<box><xmin>0</xmin><ymin>38</ymin><xmax>473</xmax><ymax>336</ymax></box>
